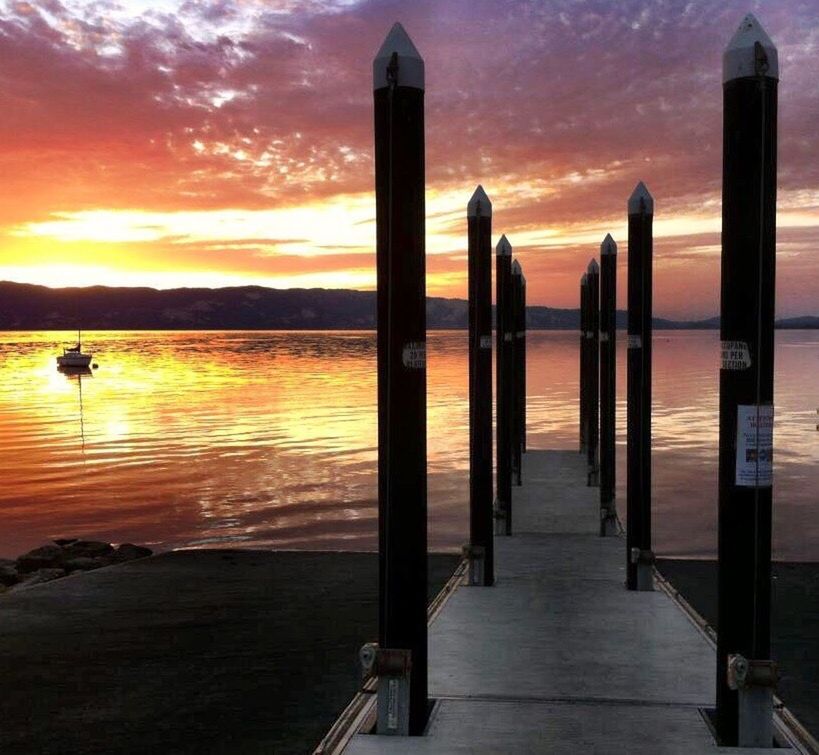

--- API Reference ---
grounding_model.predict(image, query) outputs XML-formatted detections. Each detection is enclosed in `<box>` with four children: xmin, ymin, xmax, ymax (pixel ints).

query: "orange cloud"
<box><xmin>0</xmin><ymin>0</ymin><xmax>817</xmax><ymax>318</ymax></box>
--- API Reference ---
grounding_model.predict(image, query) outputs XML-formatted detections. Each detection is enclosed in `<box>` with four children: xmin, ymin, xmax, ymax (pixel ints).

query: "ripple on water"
<box><xmin>0</xmin><ymin>329</ymin><xmax>816</xmax><ymax>559</ymax></box>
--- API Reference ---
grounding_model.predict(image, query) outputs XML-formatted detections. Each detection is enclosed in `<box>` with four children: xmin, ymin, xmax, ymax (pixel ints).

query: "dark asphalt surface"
<box><xmin>0</xmin><ymin>549</ymin><xmax>460</xmax><ymax>754</ymax></box>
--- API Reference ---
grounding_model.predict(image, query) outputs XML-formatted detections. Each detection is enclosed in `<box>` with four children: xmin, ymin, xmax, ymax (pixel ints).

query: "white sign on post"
<box><xmin>721</xmin><ymin>340</ymin><xmax>752</xmax><ymax>370</ymax></box>
<box><xmin>401</xmin><ymin>342</ymin><xmax>426</xmax><ymax>369</ymax></box>
<box><xmin>735</xmin><ymin>405</ymin><xmax>773</xmax><ymax>487</ymax></box>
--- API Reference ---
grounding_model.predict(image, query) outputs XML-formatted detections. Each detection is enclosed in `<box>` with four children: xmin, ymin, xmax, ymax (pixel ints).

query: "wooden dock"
<box><xmin>332</xmin><ymin>450</ymin><xmax>807</xmax><ymax>753</ymax></box>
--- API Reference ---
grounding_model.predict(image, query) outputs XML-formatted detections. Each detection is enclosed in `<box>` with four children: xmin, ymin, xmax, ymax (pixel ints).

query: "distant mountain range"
<box><xmin>0</xmin><ymin>281</ymin><xmax>816</xmax><ymax>331</ymax></box>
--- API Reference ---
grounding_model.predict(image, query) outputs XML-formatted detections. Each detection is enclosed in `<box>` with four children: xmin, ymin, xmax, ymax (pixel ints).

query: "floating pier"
<box><xmin>353</xmin><ymin>13</ymin><xmax>799</xmax><ymax>750</ymax></box>
<box><xmin>327</xmin><ymin>450</ymin><xmax>809</xmax><ymax>753</ymax></box>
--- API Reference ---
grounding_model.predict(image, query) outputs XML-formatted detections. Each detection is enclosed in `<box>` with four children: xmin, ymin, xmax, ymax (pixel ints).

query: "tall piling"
<box><xmin>511</xmin><ymin>259</ymin><xmax>523</xmax><ymax>486</ymax></box>
<box><xmin>373</xmin><ymin>22</ymin><xmax>428</xmax><ymax>735</ymax></box>
<box><xmin>467</xmin><ymin>186</ymin><xmax>494</xmax><ymax>586</ymax></box>
<box><xmin>626</xmin><ymin>181</ymin><xmax>653</xmax><ymax>592</ymax></box>
<box><xmin>715</xmin><ymin>14</ymin><xmax>778</xmax><ymax>747</ymax></box>
<box><xmin>579</xmin><ymin>274</ymin><xmax>589</xmax><ymax>453</ymax></box>
<box><xmin>495</xmin><ymin>235</ymin><xmax>513</xmax><ymax>535</ymax></box>
<box><xmin>586</xmin><ymin>259</ymin><xmax>600</xmax><ymax>486</ymax></box>
<box><xmin>599</xmin><ymin>235</ymin><xmax>617</xmax><ymax>536</ymax></box>
<box><xmin>520</xmin><ymin>273</ymin><xmax>527</xmax><ymax>455</ymax></box>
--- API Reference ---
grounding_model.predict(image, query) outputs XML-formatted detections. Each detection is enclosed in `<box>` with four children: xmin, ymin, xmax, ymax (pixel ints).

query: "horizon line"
<box><xmin>1</xmin><ymin>280</ymin><xmax>817</xmax><ymax>323</ymax></box>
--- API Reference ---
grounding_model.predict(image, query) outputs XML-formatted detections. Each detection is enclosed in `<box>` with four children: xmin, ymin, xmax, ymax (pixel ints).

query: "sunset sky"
<box><xmin>0</xmin><ymin>0</ymin><xmax>817</xmax><ymax>319</ymax></box>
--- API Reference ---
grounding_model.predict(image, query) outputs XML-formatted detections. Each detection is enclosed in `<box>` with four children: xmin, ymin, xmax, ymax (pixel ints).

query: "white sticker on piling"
<box><xmin>504</xmin><ymin>333</ymin><xmax>512</xmax><ymax>342</ymax></box>
<box><xmin>600</xmin><ymin>332</ymin><xmax>609</xmax><ymax>342</ymax></box>
<box><xmin>721</xmin><ymin>340</ymin><xmax>751</xmax><ymax>370</ymax></box>
<box><xmin>387</xmin><ymin>678</ymin><xmax>399</xmax><ymax>729</ymax></box>
<box><xmin>479</xmin><ymin>335</ymin><xmax>492</xmax><ymax>349</ymax></box>
<box><xmin>736</xmin><ymin>405</ymin><xmax>773</xmax><ymax>487</ymax></box>
<box><xmin>627</xmin><ymin>334</ymin><xmax>642</xmax><ymax>349</ymax></box>
<box><xmin>401</xmin><ymin>341</ymin><xmax>426</xmax><ymax>369</ymax></box>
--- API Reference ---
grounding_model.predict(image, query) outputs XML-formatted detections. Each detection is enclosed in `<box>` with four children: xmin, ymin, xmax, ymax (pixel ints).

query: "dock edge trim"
<box><xmin>654</xmin><ymin>567</ymin><xmax>819</xmax><ymax>755</ymax></box>
<box><xmin>313</xmin><ymin>557</ymin><xmax>469</xmax><ymax>754</ymax></box>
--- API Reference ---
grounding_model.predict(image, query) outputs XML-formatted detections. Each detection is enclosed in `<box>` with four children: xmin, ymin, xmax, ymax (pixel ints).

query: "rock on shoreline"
<box><xmin>0</xmin><ymin>540</ymin><xmax>153</xmax><ymax>592</ymax></box>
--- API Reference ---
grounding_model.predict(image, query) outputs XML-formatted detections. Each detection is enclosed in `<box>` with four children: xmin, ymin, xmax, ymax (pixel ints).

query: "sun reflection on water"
<box><xmin>0</xmin><ymin>330</ymin><xmax>816</xmax><ymax>560</ymax></box>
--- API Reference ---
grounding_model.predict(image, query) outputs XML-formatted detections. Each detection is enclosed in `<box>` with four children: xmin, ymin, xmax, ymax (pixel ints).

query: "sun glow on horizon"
<box><xmin>3</xmin><ymin>193</ymin><xmax>819</xmax><ymax>315</ymax></box>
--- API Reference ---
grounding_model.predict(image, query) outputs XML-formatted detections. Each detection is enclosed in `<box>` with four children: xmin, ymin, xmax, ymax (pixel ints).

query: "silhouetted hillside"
<box><xmin>0</xmin><ymin>282</ymin><xmax>814</xmax><ymax>331</ymax></box>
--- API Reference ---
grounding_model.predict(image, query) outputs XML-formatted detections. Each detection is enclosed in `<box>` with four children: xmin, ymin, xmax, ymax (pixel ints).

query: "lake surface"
<box><xmin>0</xmin><ymin>330</ymin><xmax>816</xmax><ymax>560</ymax></box>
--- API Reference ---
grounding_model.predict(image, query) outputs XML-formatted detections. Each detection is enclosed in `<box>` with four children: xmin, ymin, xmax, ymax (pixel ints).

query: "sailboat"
<box><xmin>57</xmin><ymin>329</ymin><xmax>93</xmax><ymax>369</ymax></box>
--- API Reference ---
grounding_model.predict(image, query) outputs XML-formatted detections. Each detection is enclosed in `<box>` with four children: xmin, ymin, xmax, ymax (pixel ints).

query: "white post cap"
<box><xmin>628</xmin><ymin>181</ymin><xmax>654</xmax><ymax>215</ymax></box>
<box><xmin>601</xmin><ymin>234</ymin><xmax>617</xmax><ymax>256</ymax></box>
<box><xmin>723</xmin><ymin>13</ymin><xmax>778</xmax><ymax>83</ymax></box>
<box><xmin>587</xmin><ymin>258</ymin><xmax>599</xmax><ymax>274</ymax></box>
<box><xmin>511</xmin><ymin>259</ymin><xmax>522</xmax><ymax>275</ymax></box>
<box><xmin>467</xmin><ymin>185</ymin><xmax>492</xmax><ymax>217</ymax></box>
<box><xmin>496</xmin><ymin>235</ymin><xmax>512</xmax><ymax>257</ymax></box>
<box><xmin>373</xmin><ymin>23</ymin><xmax>424</xmax><ymax>91</ymax></box>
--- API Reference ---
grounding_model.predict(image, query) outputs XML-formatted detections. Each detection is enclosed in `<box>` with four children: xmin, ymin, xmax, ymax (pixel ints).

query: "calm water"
<box><xmin>0</xmin><ymin>330</ymin><xmax>816</xmax><ymax>560</ymax></box>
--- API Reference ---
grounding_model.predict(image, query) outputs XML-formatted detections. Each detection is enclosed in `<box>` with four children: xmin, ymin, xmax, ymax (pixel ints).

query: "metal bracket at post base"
<box><xmin>461</xmin><ymin>544</ymin><xmax>485</xmax><ymax>586</ymax></box>
<box><xmin>629</xmin><ymin>547</ymin><xmax>654</xmax><ymax>591</ymax></box>
<box><xmin>493</xmin><ymin>500</ymin><xmax>509</xmax><ymax>536</ymax></box>
<box><xmin>587</xmin><ymin>465</ymin><xmax>599</xmax><ymax>487</ymax></box>
<box><xmin>727</xmin><ymin>655</ymin><xmax>779</xmax><ymax>748</ymax></box>
<box><xmin>359</xmin><ymin>643</ymin><xmax>412</xmax><ymax>736</ymax></box>
<box><xmin>599</xmin><ymin>504</ymin><xmax>618</xmax><ymax>537</ymax></box>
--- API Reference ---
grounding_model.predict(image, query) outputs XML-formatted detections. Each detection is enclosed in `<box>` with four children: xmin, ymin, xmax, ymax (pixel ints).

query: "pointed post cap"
<box><xmin>724</xmin><ymin>13</ymin><xmax>778</xmax><ymax>83</ymax></box>
<box><xmin>628</xmin><ymin>181</ymin><xmax>654</xmax><ymax>215</ymax></box>
<box><xmin>496</xmin><ymin>235</ymin><xmax>512</xmax><ymax>257</ymax></box>
<box><xmin>511</xmin><ymin>259</ymin><xmax>522</xmax><ymax>275</ymax></box>
<box><xmin>601</xmin><ymin>234</ymin><xmax>617</xmax><ymax>256</ymax></box>
<box><xmin>467</xmin><ymin>185</ymin><xmax>492</xmax><ymax>217</ymax></box>
<box><xmin>373</xmin><ymin>23</ymin><xmax>424</xmax><ymax>91</ymax></box>
<box><xmin>587</xmin><ymin>258</ymin><xmax>599</xmax><ymax>274</ymax></box>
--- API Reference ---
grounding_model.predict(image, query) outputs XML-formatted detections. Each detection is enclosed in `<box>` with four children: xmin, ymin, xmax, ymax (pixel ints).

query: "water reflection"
<box><xmin>57</xmin><ymin>365</ymin><xmax>92</xmax><ymax>455</ymax></box>
<box><xmin>0</xmin><ymin>330</ymin><xmax>815</xmax><ymax>560</ymax></box>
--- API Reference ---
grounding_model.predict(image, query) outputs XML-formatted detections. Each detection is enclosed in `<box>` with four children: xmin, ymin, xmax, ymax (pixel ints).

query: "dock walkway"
<box><xmin>342</xmin><ymin>450</ymin><xmax>786</xmax><ymax>753</ymax></box>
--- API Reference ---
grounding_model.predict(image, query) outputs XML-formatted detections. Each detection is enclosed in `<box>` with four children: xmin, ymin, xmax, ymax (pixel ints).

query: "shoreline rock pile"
<box><xmin>0</xmin><ymin>539</ymin><xmax>153</xmax><ymax>592</ymax></box>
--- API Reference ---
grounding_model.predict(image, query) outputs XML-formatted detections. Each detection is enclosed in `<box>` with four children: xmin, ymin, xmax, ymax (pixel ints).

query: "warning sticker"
<box><xmin>627</xmin><ymin>334</ymin><xmax>642</xmax><ymax>349</ymax></box>
<box><xmin>722</xmin><ymin>341</ymin><xmax>751</xmax><ymax>370</ymax></box>
<box><xmin>387</xmin><ymin>678</ymin><xmax>399</xmax><ymax>730</ymax></box>
<box><xmin>504</xmin><ymin>333</ymin><xmax>512</xmax><ymax>342</ymax></box>
<box><xmin>401</xmin><ymin>341</ymin><xmax>426</xmax><ymax>369</ymax></box>
<box><xmin>479</xmin><ymin>335</ymin><xmax>492</xmax><ymax>349</ymax></box>
<box><xmin>736</xmin><ymin>405</ymin><xmax>773</xmax><ymax>487</ymax></box>
<box><xmin>600</xmin><ymin>332</ymin><xmax>609</xmax><ymax>343</ymax></box>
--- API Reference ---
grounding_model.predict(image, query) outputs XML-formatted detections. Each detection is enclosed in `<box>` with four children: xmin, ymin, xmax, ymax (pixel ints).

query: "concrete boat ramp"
<box><xmin>332</xmin><ymin>450</ymin><xmax>807</xmax><ymax>754</ymax></box>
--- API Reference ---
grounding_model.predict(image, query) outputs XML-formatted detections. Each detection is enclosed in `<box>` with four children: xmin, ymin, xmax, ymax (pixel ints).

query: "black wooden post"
<box><xmin>495</xmin><ymin>235</ymin><xmax>513</xmax><ymax>535</ymax></box>
<box><xmin>373</xmin><ymin>22</ymin><xmax>428</xmax><ymax>735</ymax></box>
<box><xmin>579</xmin><ymin>274</ymin><xmax>588</xmax><ymax>453</ymax></box>
<box><xmin>520</xmin><ymin>273</ymin><xmax>527</xmax><ymax>455</ymax></box>
<box><xmin>467</xmin><ymin>185</ymin><xmax>494</xmax><ymax>586</ymax></box>
<box><xmin>626</xmin><ymin>181</ymin><xmax>653</xmax><ymax>592</ymax></box>
<box><xmin>511</xmin><ymin>259</ymin><xmax>523</xmax><ymax>486</ymax></box>
<box><xmin>600</xmin><ymin>235</ymin><xmax>617</xmax><ymax>536</ymax></box>
<box><xmin>716</xmin><ymin>14</ymin><xmax>779</xmax><ymax>748</ymax></box>
<box><xmin>586</xmin><ymin>258</ymin><xmax>600</xmax><ymax>486</ymax></box>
